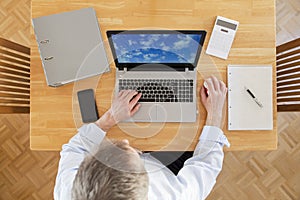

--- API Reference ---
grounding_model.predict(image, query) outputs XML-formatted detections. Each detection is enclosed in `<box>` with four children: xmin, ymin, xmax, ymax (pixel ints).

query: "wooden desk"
<box><xmin>30</xmin><ymin>0</ymin><xmax>277</xmax><ymax>151</ymax></box>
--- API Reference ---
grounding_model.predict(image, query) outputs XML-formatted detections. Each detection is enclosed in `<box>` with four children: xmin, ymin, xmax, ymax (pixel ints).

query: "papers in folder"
<box><xmin>227</xmin><ymin>65</ymin><xmax>273</xmax><ymax>130</ymax></box>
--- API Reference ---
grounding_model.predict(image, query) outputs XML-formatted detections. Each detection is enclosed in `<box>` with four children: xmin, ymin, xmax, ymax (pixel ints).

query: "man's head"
<box><xmin>72</xmin><ymin>139</ymin><xmax>148</xmax><ymax>200</ymax></box>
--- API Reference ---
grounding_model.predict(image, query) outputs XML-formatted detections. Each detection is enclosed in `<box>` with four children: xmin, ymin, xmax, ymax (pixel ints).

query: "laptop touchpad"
<box><xmin>131</xmin><ymin>104</ymin><xmax>156</xmax><ymax>122</ymax></box>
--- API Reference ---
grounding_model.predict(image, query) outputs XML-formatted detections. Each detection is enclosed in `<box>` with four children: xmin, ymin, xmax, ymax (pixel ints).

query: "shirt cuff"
<box><xmin>199</xmin><ymin>126</ymin><xmax>230</xmax><ymax>147</ymax></box>
<box><xmin>78</xmin><ymin>123</ymin><xmax>106</xmax><ymax>145</ymax></box>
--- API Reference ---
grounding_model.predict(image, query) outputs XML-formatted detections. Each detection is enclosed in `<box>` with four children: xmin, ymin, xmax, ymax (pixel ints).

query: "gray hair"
<box><xmin>71</xmin><ymin>139</ymin><xmax>148</xmax><ymax>200</ymax></box>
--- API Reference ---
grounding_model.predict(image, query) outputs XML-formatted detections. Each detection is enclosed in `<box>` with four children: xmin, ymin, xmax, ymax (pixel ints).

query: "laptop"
<box><xmin>107</xmin><ymin>30</ymin><xmax>206</xmax><ymax>122</ymax></box>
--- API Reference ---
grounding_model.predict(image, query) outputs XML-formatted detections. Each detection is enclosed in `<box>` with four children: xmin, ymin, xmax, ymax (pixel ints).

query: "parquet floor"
<box><xmin>276</xmin><ymin>0</ymin><xmax>300</xmax><ymax>45</ymax></box>
<box><xmin>0</xmin><ymin>0</ymin><xmax>31</xmax><ymax>46</ymax></box>
<box><xmin>0</xmin><ymin>0</ymin><xmax>300</xmax><ymax>199</ymax></box>
<box><xmin>0</xmin><ymin>114</ymin><xmax>59</xmax><ymax>200</ymax></box>
<box><xmin>207</xmin><ymin>112</ymin><xmax>300</xmax><ymax>200</ymax></box>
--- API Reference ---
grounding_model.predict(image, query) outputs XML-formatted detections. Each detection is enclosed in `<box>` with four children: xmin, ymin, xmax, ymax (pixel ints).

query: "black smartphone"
<box><xmin>77</xmin><ymin>89</ymin><xmax>99</xmax><ymax>123</ymax></box>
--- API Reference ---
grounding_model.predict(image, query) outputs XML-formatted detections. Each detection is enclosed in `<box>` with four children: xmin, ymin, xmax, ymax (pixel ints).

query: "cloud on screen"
<box><xmin>112</xmin><ymin>33</ymin><xmax>200</xmax><ymax>63</ymax></box>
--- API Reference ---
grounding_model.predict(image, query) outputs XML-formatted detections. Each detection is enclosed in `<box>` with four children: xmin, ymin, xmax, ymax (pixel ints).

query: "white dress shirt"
<box><xmin>54</xmin><ymin>123</ymin><xmax>230</xmax><ymax>200</ymax></box>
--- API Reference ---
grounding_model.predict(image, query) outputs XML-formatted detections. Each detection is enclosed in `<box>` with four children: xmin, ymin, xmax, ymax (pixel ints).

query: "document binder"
<box><xmin>227</xmin><ymin>65</ymin><xmax>273</xmax><ymax>130</ymax></box>
<box><xmin>32</xmin><ymin>7</ymin><xmax>110</xmax><ymax>87</ymax></box>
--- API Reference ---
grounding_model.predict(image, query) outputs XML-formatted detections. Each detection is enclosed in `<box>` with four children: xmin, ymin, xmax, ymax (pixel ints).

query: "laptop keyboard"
<box><xmin>119</xmin><ymin>79</ymin><xmax>193</xmax><ymax>102</ymax></box>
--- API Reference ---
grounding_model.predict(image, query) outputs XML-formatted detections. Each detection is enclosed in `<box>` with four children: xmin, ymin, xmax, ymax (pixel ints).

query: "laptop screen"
<box><xmin>107</xmin><ymin>30</ymin><xmax>206</xmax><ymax>70</ymax></box>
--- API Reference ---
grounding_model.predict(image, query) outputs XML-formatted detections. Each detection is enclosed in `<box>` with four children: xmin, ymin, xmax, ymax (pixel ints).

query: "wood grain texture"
<box><xmin>1</xmin><ymin>113</ymin><xmax>300</xmax><ymax>200</ymax></box>
<box><xmin>0</xmin><ymin>0</ymin><xmax>31</xmax><ymax>46</ymax></box>
<box><xmin>276</xmin><ymin>37</ymin><xmax>300</xmax><ymax>111</ymax></box>
<box><xmin>30</xmin><ymin>0</ymin><xmax>277</xmax><ymax>151</ymax></box>
<box><xmin>207</xmin><ymin>112</ymin><xmax>300</xmax><ymax>200</ymax></box>
<box><xmin>0</xmin><ymin>38</ymin><xmax>30</xmax><ymax>114</ymax></box>
<box><xmin>1</xmin><ymin>0</ymin><xmax>299</xmax><ymax>199</ymax></box>
<box><xmin>276</xmin><ymin>0</ymin><xmax>300</xmax><ymax>46</ymax></box>
<box><xmin>0</xmin><ymin>114</ymin><xmax>59</xmax><ymax>200</ymax></box>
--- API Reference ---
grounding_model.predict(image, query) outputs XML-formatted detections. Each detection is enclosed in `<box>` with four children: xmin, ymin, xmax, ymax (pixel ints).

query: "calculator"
<box><xmin>206</xmin><ymin>16</ymin><xmax>239</xmax><ymax>60</ymax></box>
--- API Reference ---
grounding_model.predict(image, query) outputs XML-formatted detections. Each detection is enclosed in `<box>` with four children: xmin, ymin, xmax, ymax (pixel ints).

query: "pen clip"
<box><xmin>245</xmin><ymin>86</ymin><xmax>255</xmax><ymax>98</ymax></box>
<box><xmin>244</xmin><ymin>86</ymin><xmax>263</xmax><ymax>108</ymax></box>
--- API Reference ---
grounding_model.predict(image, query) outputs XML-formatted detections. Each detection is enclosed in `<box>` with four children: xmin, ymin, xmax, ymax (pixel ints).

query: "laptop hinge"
<box><xmin>124</xmin><ymin>67</ymin><xmax>127</xmax><ymax>72</ymax></box>
<box><xmin>185</xmin><ymin>67</ymin><xmax>189</xmax><ymax>72</ymax></box>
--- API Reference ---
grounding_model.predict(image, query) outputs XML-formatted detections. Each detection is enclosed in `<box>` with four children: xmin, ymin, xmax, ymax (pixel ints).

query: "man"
<box><xmin>54</xmin><ymin>76</ymin><xmax>230</xmax><ymax>200</ymax></box>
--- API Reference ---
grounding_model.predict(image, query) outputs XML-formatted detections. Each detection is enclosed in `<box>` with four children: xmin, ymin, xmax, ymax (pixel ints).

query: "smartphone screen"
<box><xmin>77</xmin><ymin>89</ymin><xmax>99</xmax><ymax>123</ymax></box>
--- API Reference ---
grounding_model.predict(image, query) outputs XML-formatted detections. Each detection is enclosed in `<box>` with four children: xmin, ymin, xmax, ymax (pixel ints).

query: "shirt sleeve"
<box><xmin>176</xmin><ymin>125</ymin><xmax>230</xmax><ymax>200</ymax></box>
<box><xmin>53</xmin><ymin>123</ymin><xmax>106</xmax><ymax>200</ymax></box>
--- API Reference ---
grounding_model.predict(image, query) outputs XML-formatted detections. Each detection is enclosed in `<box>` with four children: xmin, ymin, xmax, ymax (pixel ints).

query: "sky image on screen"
<box><xmin>111</xmin><ymin>33</ymin><xmax>202</xmax><ymax>63</ymax></box>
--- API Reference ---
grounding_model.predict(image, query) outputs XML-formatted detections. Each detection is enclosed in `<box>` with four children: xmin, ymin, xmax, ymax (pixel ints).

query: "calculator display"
<box><xmin>216</xmin><ymin>19</ymin><xmax>237</xmax><ymax>30</ymax></box>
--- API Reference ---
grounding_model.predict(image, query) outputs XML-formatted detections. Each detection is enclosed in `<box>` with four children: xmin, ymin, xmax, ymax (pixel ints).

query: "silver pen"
<box><xmin>244</xmin><ymin>86</ymin><xmax>263</xmax><ymax>108</ymax></box>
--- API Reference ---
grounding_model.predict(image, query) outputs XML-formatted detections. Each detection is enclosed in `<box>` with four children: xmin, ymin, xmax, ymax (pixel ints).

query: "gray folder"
<box><xmin>32</xmin><ymin>7</ymin><xmax>109</xmax><ymax>87</ymax></box>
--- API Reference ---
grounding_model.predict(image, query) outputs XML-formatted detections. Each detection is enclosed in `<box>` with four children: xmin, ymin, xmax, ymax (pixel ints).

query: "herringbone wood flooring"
<box><xmin>276</xmin><ymin>0</ymin><xmax>300</xmax><ymax>46</ymax></box>
<box><xmin>207</xmin><ymin>112</ymin><xmax>300</xmax><ymax>200</ymax></box>
<box><xmin>1</xmin><ymin>113</ymin><xmax>299</xmax><ymax>200</ymax></box>
<box><xmin>0</xmin><ymin>114</ymin><xmax>59</xmax><ymax>200</ymax></box>
<box><xmin>0</xmin><ymin>0</ymin><xmax>31</xmax><ymax>46</ymax></box>
<box><xmin>1</xmin><ymin>0</ymin><xmax>300</xmax><ymax>199</ymax></box>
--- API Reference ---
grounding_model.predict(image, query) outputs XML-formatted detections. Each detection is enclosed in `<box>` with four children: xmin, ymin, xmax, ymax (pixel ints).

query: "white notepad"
<box><xmin>32</xmin><ymin>7</ymin><xmax>110</xmax><ymax>87</ymax></box>
<box><xmin>227</xmin><ymin>65</ymin><xmax>273</xmax><ymax>130</ymax></box>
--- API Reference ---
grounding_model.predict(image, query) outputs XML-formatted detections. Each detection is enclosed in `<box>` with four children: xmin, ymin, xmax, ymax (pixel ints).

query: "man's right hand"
<box><xmin>200</xmin><ymin>76</ymin><xmax>227</xmax><ymax>129</ymax></box>
<box><xmin>110</xmin><ymin>90</ymin><xmax>142</xmax><ymax>123</ymax></box>
<box><xmin>95</xmin><ymin>90</ymin><xmax>142</xmax><ymax>131</ymax></box>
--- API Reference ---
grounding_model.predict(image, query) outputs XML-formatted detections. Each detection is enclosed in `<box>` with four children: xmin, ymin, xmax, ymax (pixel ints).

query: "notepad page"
<box><xmin>227</xmin><ymin>65</ymin><xmax>273</xmax><ymax>130</ymax></box>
